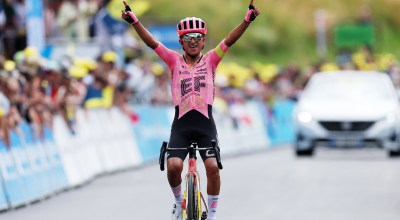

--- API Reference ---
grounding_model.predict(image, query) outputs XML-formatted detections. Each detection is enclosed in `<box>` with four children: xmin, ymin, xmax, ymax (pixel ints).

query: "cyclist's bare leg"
<box><xmin>168</xmin><ymin>158</ymin><xmax>184</xmax><ymax>219</ymax></box>
<box><xmin>167</xmin><ymin>158</ymin><xmax>184</xmax><ymax>188</ymax></box>
<box><xmin>204</xmin><ymin>158</ymin><xmax>220</xmax><ymax>195</ymax></box>
<box><xmin>205</xmin><ymin>158</ymin><xmax>220</xmax><ymax>219</ymax></box>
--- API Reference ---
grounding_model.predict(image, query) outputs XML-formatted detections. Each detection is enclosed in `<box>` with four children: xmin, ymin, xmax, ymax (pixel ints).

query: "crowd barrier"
<box><xmin>0</xmin><ymin>99</ymin><xmax>295</xmax><ymax>211</ymax></box>
<box><xmin>266</xmin><ymin>99</ymin><xmax>297</xmax><ymax>145</ymax></box>
<box><xmin>0</xmin><ymin>123</ymin><xmax>69</xmax><ymax>209</ymax></box>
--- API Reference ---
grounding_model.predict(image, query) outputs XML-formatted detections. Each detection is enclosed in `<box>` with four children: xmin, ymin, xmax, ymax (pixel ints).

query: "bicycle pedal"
<box><xmin>201</xmin><ymin>211</ymin><xmax>207</xmax><ymax>220</ymax></box>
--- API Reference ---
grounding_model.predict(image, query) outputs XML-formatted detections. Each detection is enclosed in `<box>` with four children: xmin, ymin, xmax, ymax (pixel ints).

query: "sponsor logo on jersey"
<box><xmin>196</xmin><ymin>63</ymin><xmax>206</xmax><ymax>68</ymax></box>
<box><xmin>212</xmin><ymin>66</ymin><xmax>216</xmax><ymax>100</ymax></box>
<box><xmin>194</xmin><ymin>76</ymin><xmax>206</xmax><ymax>92</ymax></box>
<box><xmin>181</xmin><ymin>78</ymin><xmax>192</xmax><ymax>97</ymax></box>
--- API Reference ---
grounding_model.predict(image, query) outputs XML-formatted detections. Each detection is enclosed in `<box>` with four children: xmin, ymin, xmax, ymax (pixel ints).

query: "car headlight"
<box><xmin>386</xmin><ymin>113</ymin><xmax>396</xmax><ymax>123</ymax></box>
<box><xmin>297</xmin><ymin>111</ymin><xmax>312</xmax><ymax>123</ymax></box>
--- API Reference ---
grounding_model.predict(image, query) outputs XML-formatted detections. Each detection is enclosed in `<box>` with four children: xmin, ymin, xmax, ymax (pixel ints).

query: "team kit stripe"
<box><xmin>215</xmin><ymin>43</ymin><xmax>227</xmax><ymax>59</ymax></box>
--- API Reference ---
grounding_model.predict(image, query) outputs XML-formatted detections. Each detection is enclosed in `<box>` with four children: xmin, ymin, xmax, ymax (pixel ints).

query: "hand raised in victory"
<box><xmin>246</xmin><ymin>0</ymin><xmax>261</xmax><ymax>22</ymax></box>
<box><xmin>121</xmin><ymin>1</ymin><xmax>139</xmax><ymax>25</ymax></box>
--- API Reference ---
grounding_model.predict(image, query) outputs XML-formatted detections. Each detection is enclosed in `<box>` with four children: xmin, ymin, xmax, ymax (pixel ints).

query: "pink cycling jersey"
<box><xmin>154</xmin><ymin>40</ymin><xmax>230</xmax><ymax>119</ymax></box>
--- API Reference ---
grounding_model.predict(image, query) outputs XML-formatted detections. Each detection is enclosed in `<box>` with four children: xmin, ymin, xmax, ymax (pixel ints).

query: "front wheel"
<box><xmin>187</xmin><ymin>173</ymin><xmax>198</xmax><ymax>220</ymax></box>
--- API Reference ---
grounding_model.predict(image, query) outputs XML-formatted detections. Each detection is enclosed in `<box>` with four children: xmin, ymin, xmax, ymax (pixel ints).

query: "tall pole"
<box><xmin>25</xmin><ymin>0</ymin><xmax>45</xmax><ymax>52</ymax></box>
<box><xmin>315</xmin><ymin>9</ymin><xmax>327</xmax><ymax>59</ymax></box>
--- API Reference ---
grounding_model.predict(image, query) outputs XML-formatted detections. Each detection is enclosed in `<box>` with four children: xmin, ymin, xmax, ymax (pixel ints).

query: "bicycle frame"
<box><xmin>183</xmin><ymin>143</ymin><xmax>203</xmax><ymax>219</ymax></box>
<box><xmin>159</xmin><ymin>140</ymin><xmax>222</xmax><ymax>220</ymax></box>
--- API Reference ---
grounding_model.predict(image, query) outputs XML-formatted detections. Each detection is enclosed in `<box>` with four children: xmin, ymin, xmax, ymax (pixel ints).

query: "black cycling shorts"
<box><xmin>167</xmin><ymin>105</ymin><xmax>218</xmax><ymax>162</ymax></box>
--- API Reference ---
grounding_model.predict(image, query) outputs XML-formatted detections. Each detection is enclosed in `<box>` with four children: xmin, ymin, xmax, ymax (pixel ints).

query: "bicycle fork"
<box><xmin>183</xmin><ymin>173</ymin><xmax>203</xmax><ymax>220</ymax></box>
<box><xmin>182</xmin><ymin>158</ymin><xmax>203</xmax><ymax>220</ymax></box>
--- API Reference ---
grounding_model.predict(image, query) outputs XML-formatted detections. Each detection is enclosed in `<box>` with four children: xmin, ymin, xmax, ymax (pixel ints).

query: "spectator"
<box><xmin>0</xmin><ymin>90</ymin><xmax>10</xmax><ymax>147</ymax></box>
<box><xmin>243</xmin><ymin>73</ymin><xmax>264</xmax><ymax>100</ymax></box>
<box><xmin>0</xmin><ymin>0</ymin><xmax>397</xmax><ymax>149</ymax></box>
<box><xmin>43</xmin><ymin>0</ymin><xmax>57</xmax><ymax>38</ymax></box>
<box><xmin>11</xmin><ymin>0</ymin><xmax>25</xmax><ymax>50</ymax></box>
<box><xmin>56</xmin><ymin>0</ymin><xmax>98</xmax><ymax>40</ymax></box>
<box><xmin>358</xmin><ymin>4</ymin><xmax>372</xmax><ymax>25</ymax></box>
<box><xmin>151</xmin><ymin>69</ymin><xmax>172</xmax><ymax>105</ymax></box>
<box><xmin>83</xmin><ymin>76</ymin><xmax>107</xmax><ymax>109</ymax></box>
<box><xmin>2</xmin><ymin>0</ymin><xmax>26</xmax><ymax>59</ymax></box>
<box><xmin>0</xmin><ymin>3</ymin><xmax>7</xmax><ymax>55</ymax></box>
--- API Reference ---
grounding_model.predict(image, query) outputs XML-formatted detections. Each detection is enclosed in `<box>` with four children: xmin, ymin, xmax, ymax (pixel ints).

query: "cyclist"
<box><xmin>121</xmin><ymin>1</ymin><xmax>260</xmax><ymax>219</ymax></box>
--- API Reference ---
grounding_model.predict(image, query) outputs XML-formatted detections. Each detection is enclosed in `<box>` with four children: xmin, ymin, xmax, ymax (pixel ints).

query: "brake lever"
<box><xmin>211</xmin><ymin>140</ymin><xmax>223</xmax><ymax>170</ymax></box>
<box><xmin>159</xmin><ymin>141</ymin><xmax>168</xmax><ymax>171</ymax></box>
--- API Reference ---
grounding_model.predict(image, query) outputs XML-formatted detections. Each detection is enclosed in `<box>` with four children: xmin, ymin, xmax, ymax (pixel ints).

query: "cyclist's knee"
<box><xmin>205</xmin><ymin>162</ymin><xmax>220</xmax><ymax>180</ymax></box>
<box><xmin>167</xmin><ymin>158</ymin><xmax>183</xmax><ymax>177</ymax></box>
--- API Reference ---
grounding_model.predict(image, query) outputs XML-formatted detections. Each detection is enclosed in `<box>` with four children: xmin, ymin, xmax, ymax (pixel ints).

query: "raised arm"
<box><xmin>121</xmin><ymin>1</ymin><xmax>159</xmax><ymax>49</ymax></box>
<box><xmin>224</xmin><ymin>0</ymin><xmax>261</xmax><ymax>47</ymax></box>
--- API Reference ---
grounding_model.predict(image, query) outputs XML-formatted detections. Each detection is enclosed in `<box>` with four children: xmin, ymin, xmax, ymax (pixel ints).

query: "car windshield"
<box><xmin>304</xmin><ymin>76</ymin><xmax>393</xmax><ymax>102</ymax></box>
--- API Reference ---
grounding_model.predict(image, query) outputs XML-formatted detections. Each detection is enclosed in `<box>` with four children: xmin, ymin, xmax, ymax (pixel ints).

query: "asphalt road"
<box><xmin>1</xmin><ymin>146</ymin><xmax>400</xmax><ymax>220</ymax></box>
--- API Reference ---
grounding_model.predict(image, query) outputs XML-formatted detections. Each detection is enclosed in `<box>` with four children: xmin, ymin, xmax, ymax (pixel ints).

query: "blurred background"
<box><xmin>0</xmin><ymin>0</ymin><xmax>399</xmax><ymax>219</ymax></box>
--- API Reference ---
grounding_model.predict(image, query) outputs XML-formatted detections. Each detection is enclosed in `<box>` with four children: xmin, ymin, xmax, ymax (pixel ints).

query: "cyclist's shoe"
<box><xmin>171</xmin><ymin>202</ymin><xmax>183</xmax><ymax>220</ymax></box>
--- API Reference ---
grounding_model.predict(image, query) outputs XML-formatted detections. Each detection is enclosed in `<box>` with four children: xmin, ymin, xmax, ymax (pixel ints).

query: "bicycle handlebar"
<box><xmin>159</xmin><ymin>140</ymin><xmax>223</xmax><ymax>171</ymax></box>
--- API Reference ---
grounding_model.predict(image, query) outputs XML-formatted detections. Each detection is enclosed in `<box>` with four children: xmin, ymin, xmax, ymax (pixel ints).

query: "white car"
<box><xmin>293</xmin><ymin>71</ymin><xmax>400</xmax><ymax>157</ymax></box>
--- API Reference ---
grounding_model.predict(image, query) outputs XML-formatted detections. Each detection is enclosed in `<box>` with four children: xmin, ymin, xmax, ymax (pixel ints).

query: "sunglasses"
<box><xmin>182</xmin><ymin>33</ymin><xmax>204</xmax><ymax>42</ymax></box>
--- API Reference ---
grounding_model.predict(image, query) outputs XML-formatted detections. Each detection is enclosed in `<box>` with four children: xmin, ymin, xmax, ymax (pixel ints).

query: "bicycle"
<box><xmin>159</xmin><ymin>140</ymin><xmax>223</xmax><ymax>220</ymax></box>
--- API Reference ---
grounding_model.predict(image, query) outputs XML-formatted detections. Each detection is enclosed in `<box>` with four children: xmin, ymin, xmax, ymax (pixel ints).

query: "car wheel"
<box><xmin>388</xmin><ymin>150</ymin><xmax>400</xmax><ymax>157</ymax></box>
<box><xmin>296</xmin><ymin>148</ymin><xmax>314</xmax><ymax>156</ymax></box>
<box><xmin>295</xmin><ymin>141</ymin><xmax>315</xmax><ymax>157</ymax></box>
